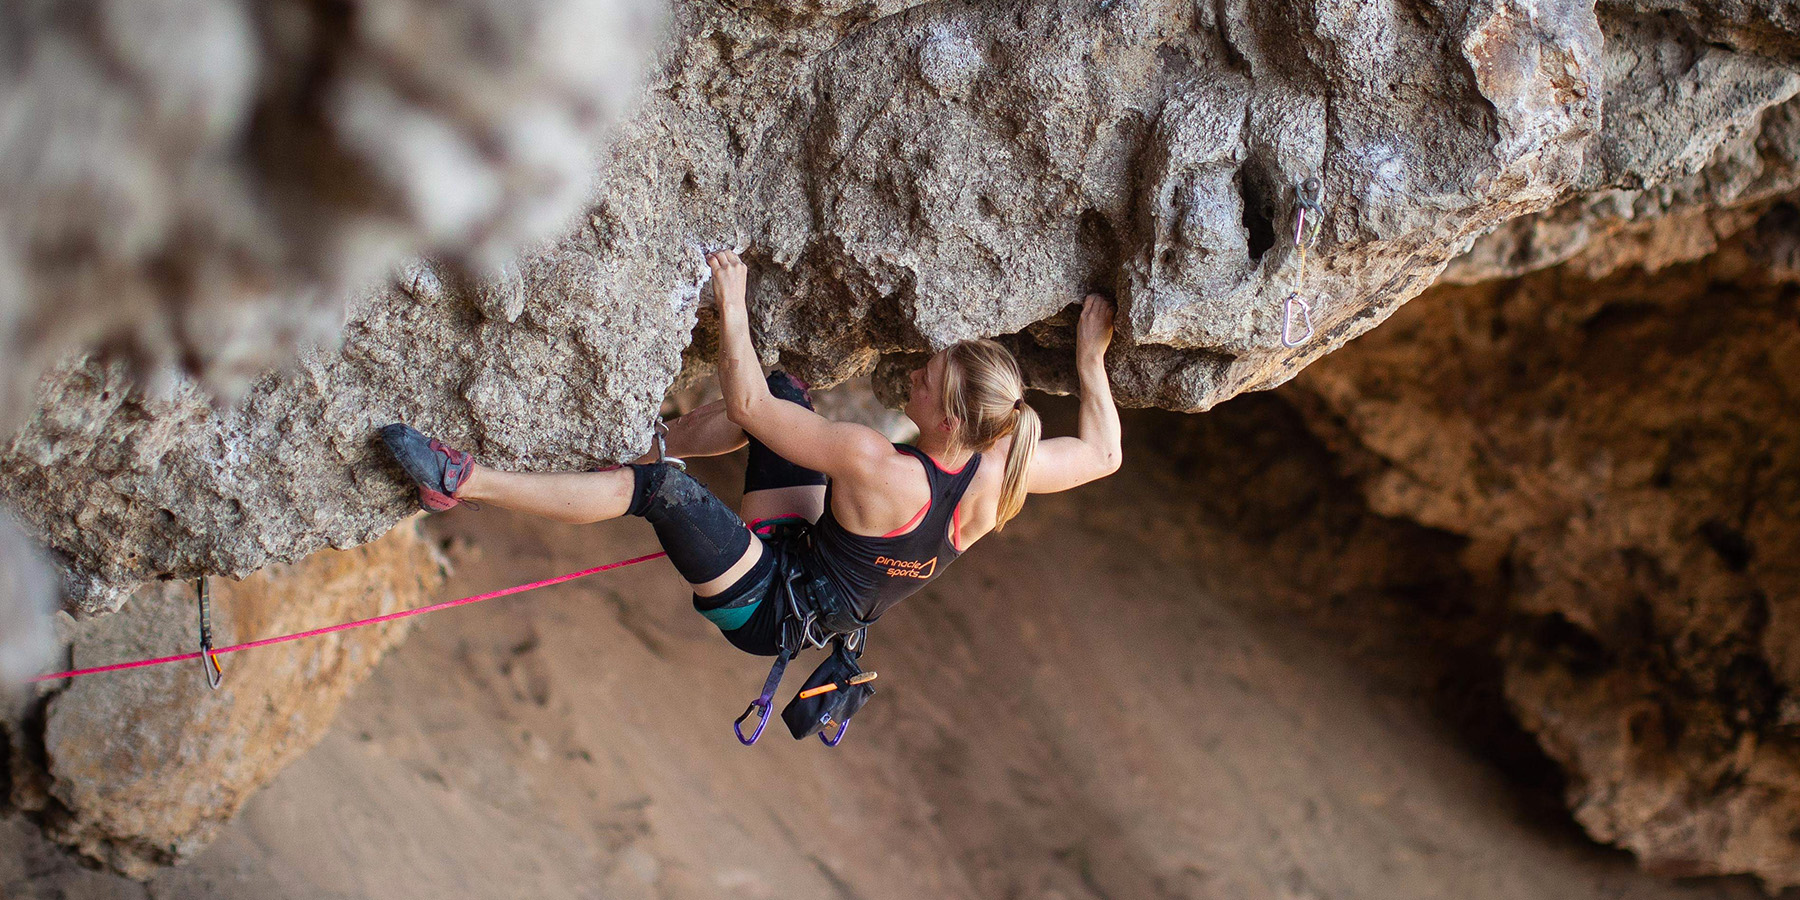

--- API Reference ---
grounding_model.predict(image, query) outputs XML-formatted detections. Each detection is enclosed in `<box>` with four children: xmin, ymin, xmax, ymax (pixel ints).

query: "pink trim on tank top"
<box><xmin>881</xmin><ymin>502</ymin><xmax>930</xmax><ymax>538</ymax></box>
<box><xmin>927</xmin><ymin>453</ymin><xmax>968</xmax><ymax>474</ymax></box>
<box><xmin>880</xmin><ymin>445</ymin><xmax>972</xmax><ymax>543</ymax></box>
<box><xmin>897</xmin><ymin>447</ymin><xmax>968</xmax><ymax>475</ymax></box>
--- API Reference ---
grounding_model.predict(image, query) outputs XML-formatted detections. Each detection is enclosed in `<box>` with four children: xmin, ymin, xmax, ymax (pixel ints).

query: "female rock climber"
<box><xmin>380</xmin><ymin>250</ymin><xmax>1122</xmax><ymax>672</ymax></box>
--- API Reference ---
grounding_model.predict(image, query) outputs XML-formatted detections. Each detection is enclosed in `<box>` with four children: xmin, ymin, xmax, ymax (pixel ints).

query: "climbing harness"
<box><xmin>30</xmin><ymin>552</ymin><xmax>667</xmax><ymax>684</ymax></box>
<box><xmin>732</xmin><ymin>518</ymin><xmax>875</xmax><ymax>747</ymax></box>
<box><xmin>195</xmin><ymin>578</ymin><xmax>223</xmax><ymax>690</ymax></box>
<box><xmin>1283</xmin><ymin>176</ymin><xmax>1325</xmax><ymax>348</ymax></box>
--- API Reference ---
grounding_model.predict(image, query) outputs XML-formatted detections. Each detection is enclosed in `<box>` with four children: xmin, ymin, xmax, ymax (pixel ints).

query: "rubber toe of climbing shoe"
<box><xmin>766</xmin><ymin>371</ymin><xmax>814</xmax><ymax>408</ymax></box>
<box><xmin>380</xmin><ymin>423</ymin><xmax>473</xmax><ymax>512</ymax></box>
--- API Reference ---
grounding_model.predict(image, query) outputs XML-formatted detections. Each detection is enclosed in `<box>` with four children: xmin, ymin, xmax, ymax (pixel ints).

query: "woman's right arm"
<box><xmin>1026</xmin><ymin>295</ymin><xmax>1123</xmax><ymax>494</ymax></box>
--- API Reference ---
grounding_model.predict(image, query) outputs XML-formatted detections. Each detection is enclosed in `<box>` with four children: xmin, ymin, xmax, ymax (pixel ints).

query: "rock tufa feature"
<box><xmin>0</xmin><ymin>0</ymin><xmax>663</xmax><ymax>663</ymax></box>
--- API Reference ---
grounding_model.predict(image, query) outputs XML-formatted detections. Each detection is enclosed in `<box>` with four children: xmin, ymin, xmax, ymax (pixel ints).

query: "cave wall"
<box><xmin>3</xmin><ymin>0</ymin><xmax>1800</xmax><ymax>888</ymax></box>
<box><xmin>1286</xmin><ymin>210</ymin><xmax>1800</xmax><ymax>886</ymax></box>
<box><xmin>12</xmin><ymin>0</ymin><xmax>1800</xmax><ymax>616</ymax></box>
<box><xmin>3</xmin><ymin>522</ymin><xmax>445</xmax><ymax>876</ymax></box>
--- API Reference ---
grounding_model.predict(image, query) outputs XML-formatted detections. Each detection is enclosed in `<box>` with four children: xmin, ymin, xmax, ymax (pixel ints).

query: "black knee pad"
<box><xmin>626</xmin><ymin>464</ymin><xmax>752</xmax><ymax>584</ymax></box>
<box><xmin>745</xmin><ymin>371</ymin><xmax>830</xmax><ymax>494</ymax></box>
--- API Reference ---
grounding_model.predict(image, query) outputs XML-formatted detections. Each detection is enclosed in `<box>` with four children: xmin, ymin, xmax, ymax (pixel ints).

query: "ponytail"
<box><xmin>941</xmin><ymin>339</ymin><xmax>1038</xmax><ymax>531</ymax></box>
<box><xmin>996</xmin><ymin>401</ymin><xmax>1038</xmax><ymax>530</ymax></box>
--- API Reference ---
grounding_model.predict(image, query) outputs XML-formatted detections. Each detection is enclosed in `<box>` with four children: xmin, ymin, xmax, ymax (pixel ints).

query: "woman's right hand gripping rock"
<box><xmin>1077</xmin><ymin>293</ymin><xmax>1115</xmax><ymax>366</ymax></box>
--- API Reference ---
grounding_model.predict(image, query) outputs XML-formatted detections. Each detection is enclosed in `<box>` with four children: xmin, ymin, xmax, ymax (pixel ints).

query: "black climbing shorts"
<box><xmin>693</xmin><ymin>517</ymin><xmax>808</xmax><ymax>657</ymax></box>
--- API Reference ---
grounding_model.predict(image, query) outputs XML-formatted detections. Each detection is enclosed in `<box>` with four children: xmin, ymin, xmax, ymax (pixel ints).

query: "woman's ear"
<box><xmin>937</xmin><ymin>415</ymin><xmax>959</xmax><ymax>434</ymax></box>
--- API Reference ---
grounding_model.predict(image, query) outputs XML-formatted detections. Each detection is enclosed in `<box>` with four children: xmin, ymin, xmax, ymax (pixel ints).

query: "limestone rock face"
<box><xmin>4</xmin><ymin>522</ymin><xmax>445</xmax><ymax>877</ymax></box>
<box><xmin>0</xmin><ymin>0</ymin><xmax>661</xmax><ymax>655</ymax></box>
<box><xmin>1287</xmin><ymin>218</ymin><xmax>1800</xmax><ymax>887</ymax></box>
<box><xmin>0</xmin><ymin>0</ymin><xmax>1622</xmax><ymax>612</ymax></box>
<box><xmin>1445</xmin><ymin>8</ymin><xmax>1800</xmax><ymax>283</ymax></box>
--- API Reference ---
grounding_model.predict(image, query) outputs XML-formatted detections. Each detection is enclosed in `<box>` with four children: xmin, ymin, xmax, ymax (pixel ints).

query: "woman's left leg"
<box><xmin>739</xmin><ymin>372</ymin><xmax>829</xmax><ymax>524</ymax></box>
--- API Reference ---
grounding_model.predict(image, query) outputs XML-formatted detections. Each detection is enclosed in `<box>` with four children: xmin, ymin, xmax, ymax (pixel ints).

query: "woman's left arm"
<box><xmin>707</xmin><ymin>251</ymin><xmax>892</xmax><ymax>479</ymax></box>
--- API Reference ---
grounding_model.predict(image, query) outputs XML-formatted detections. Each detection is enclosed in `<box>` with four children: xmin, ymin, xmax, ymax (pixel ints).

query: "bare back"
<box><xmin>822</xmin><ymin>435</ymin><xmax>1023</xmax><ymax>550</ymax></box>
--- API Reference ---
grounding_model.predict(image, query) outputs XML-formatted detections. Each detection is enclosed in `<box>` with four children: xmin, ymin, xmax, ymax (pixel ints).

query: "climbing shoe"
<box><xmin>380</xmin><ymin>423</ymin><xmax>475</xmax><ymax>512</ymax></box>
<box><xmin>766</xmin><ymin>371</ymin><xmax>814</xmax><ymax>408</ymax></box>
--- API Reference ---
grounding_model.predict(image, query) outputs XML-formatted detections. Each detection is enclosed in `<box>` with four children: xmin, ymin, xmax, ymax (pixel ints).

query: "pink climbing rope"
<box><xmin>28</xmin><ymin>551</ymin><xmax>668</xmax><ymax>684</ymax></box>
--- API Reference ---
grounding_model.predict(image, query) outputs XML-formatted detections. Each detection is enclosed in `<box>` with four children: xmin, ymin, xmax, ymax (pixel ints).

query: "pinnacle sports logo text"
<box><xmin>874</xmin><ymin>555</ymin><xmax>937</xmax><ymax>579</ymax></box>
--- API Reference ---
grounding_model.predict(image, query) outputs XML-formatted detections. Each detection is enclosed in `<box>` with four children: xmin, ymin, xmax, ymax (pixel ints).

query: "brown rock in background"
<box><xmin>4</xmin><ymin>521</ymin><xmax>446</xmax><ymax>877</ymax></box>
<box><xmin>3</xmin><ymin>0</ymin><xmax>1800</xmax><ymax>888</ymax></box>
<box><xmin>1287</xmin><ymin>209</ymin><xmax>1800</xmax><ymax>887</ymax></box>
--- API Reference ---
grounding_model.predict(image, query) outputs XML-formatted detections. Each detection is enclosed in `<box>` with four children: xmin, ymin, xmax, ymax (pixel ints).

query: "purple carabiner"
<box><xmin>735</xmin><ymin>649</ymin><xmax>792</xmax><ymax>746</ymax></box>
<box><xmin>735</xmin><ymin>700</ymin><xmax>773</xmax><ymax>745</ymax></box>
<box><xmin>818</xmin><ymin>715</ymin><xmax>850</xmax><ymax>747</ymax></box>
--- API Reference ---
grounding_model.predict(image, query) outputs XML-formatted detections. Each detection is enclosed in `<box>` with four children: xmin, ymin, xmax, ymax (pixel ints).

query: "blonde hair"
<box><xmin>940</xmin><ymin>339</ymin><xmax>1039</xmax><ymax>530</ymax></box>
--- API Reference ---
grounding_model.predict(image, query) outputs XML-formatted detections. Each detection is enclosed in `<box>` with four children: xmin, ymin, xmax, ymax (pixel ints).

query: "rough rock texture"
<box><xmin>4</xmin><ymin>0</ymin><xmax>1800</xmax><ymax>887</ymax></box>
<box><xmin>2</xmin><ymin>522</ymin><xmax>445</xmax><ymax>877</ymax></box>
<box><xmin>1445</xmin><ymin>5</ymin><xmax>1800</xmax><ymax>284</ymax></box>
<box><xmin>0</xmin><ymin>0</ymin><xmax>661</xmax><ymax>682</ymax></box>
<box><xmin>1286</xmin><ymin>215</ymin><xmax>1800</xmax><ymax>887</ymax></box>
<box><xmin>0</xmin><ymin>0</ymin><xmax>1670</xmax><ymax>613</ymax></box>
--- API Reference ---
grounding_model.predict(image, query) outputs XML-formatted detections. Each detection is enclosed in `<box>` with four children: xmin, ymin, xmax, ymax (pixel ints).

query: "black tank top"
<box><xmin>804</xmin><ymin>444</ymin><xmax>981</xmax><ymax>623</ymax></box>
